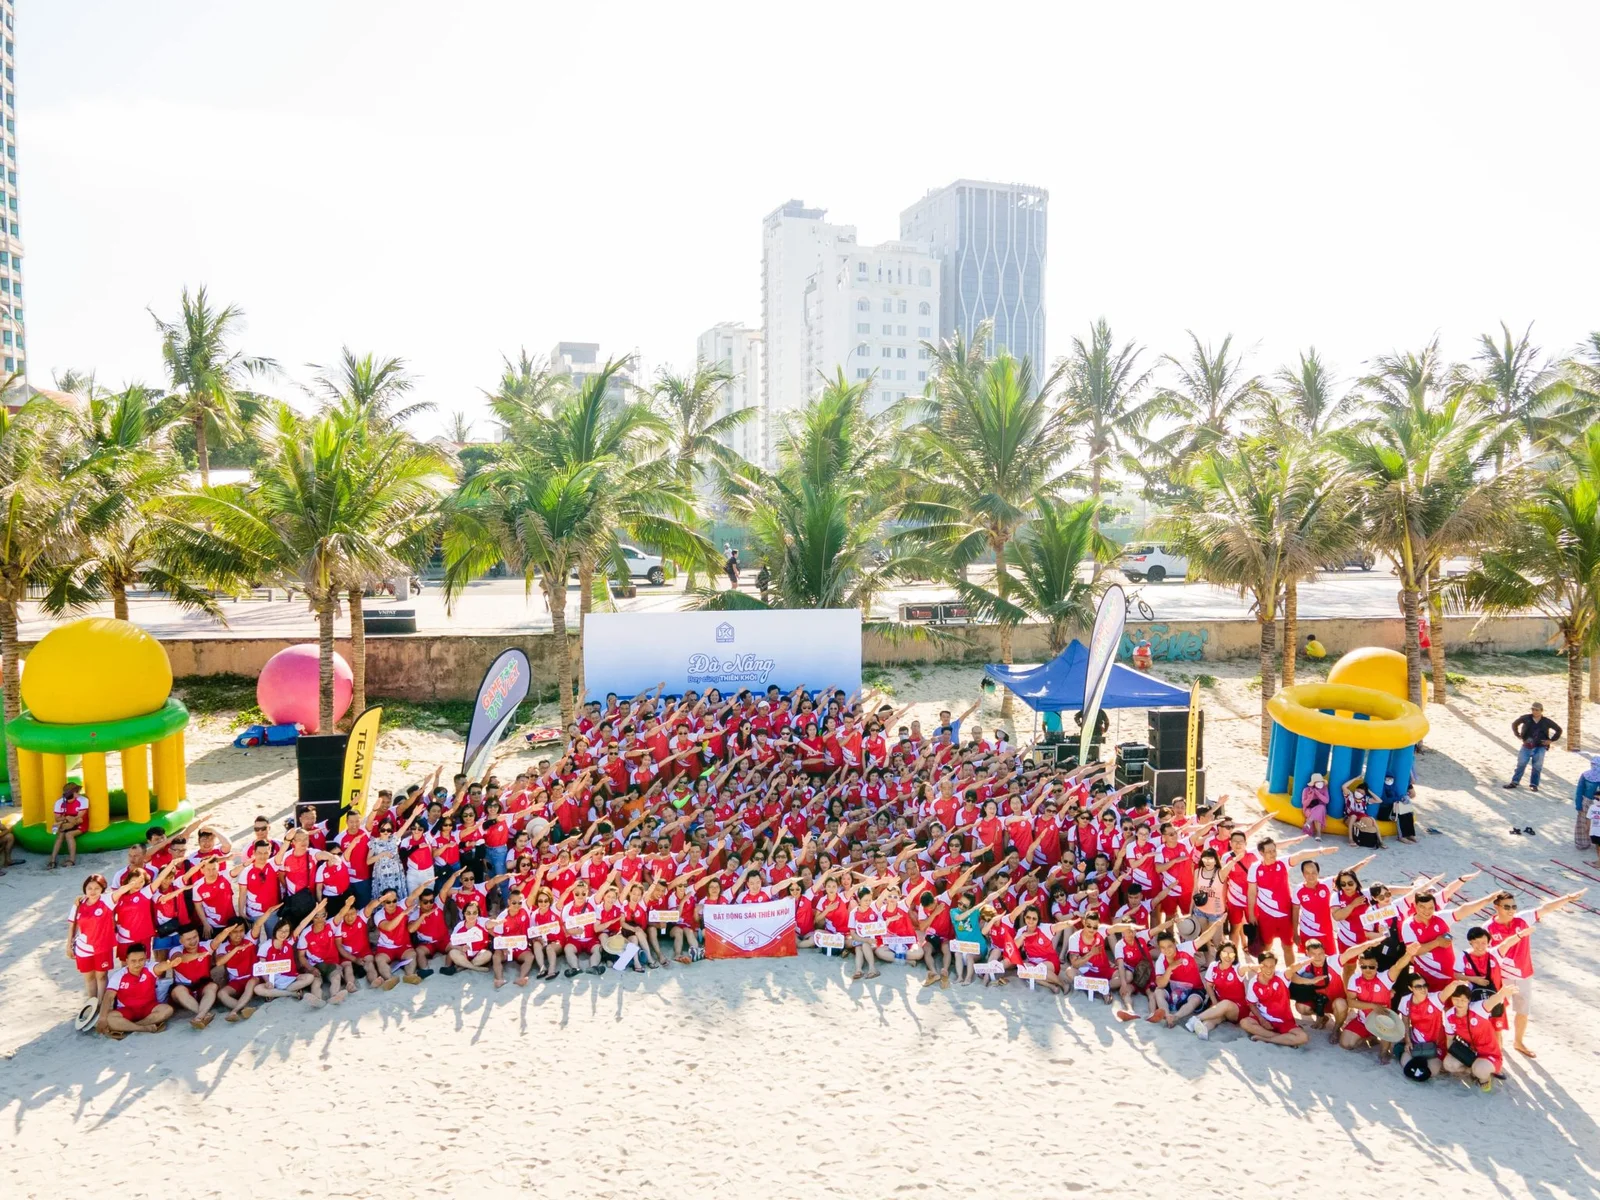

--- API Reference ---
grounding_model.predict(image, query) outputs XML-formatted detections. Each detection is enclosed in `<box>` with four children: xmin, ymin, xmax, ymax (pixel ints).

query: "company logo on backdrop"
<box><xmin>685</xmin><ymin>652</ymin><xmax>776</xmax><ymax>687</ymax></box>
<box><xmin>716</xmin><ymin>622</ymin><xmax>735</xmax><ymax>644</ymax></box>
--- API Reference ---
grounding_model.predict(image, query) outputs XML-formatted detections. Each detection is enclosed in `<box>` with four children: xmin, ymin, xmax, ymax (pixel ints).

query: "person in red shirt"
<box><xmin>164</xmin><ymin>927</ymin><xmax>221</xmax><ymax>1028</ymax></box>
<box><xmin>95</xmin><ymin>944</ymin><xmax>173</xmax><ymax>1037</ymax></box>
<box><xmin>1187</xmin><ymin>942</ymin><xmax>1249</xmax><ymax>1039</ymax></box>
<box><xmin>294</xmin><ymin>898</ymin><xmax>350</xmax><ymax>1003</ymax></box>
<box><xmin>1339</xmin><ymin>942</ymin><xmax>1421</xmax><ymax>1061</ymax></box>
<box><xmin>331</xmin><ymin>894</ymin><xmax>380</xmax><ymax>990</ymax></box>
<box><xmin>1398</xmin><ymin>976</ymin><xmax>1447</xmax><ymax>1075</ymax></box>
<box><xmin>211</xmin><ymin>918</ymin><xmax>262</xmax><ymax>1021</ymax></box>
<box><xmin>1239</xmin><ymin>952</ymin><xmax>1308</xmax><ymax>1046</ymax></box>
<box><xmin>492</xmin><ymin>888</ymin><xmax>536</xmax><ymax>987</ymax></box>
<box><xmin>367</xmin><ymin>885</ymin><xmax>427</xmax><ymax>987</ymax></box>
<box><xmin>1440</xmin><ymin>980</ymin><xmax>1519</xmax><ymax>1091</ymax></box>
<box><xmin>67</xmin><ymin>873</ymin><xmax>116</xmax><ymax>1000</ymax></box>
<box><xmin>1150</xmin><ymin>925</ymin><xmax>1224</xmax><ymax>1027</ymax></box>
<box><xmin>1246</xmin><ymin>838</ymin><xmax>1335</xmax><ymax>966</ymax></box>
<box><xmin>1483</xmin><ymin>888</ymin><xmax>1585</xmax><ymax>1058</ymax></box>
<box><xmin>50</xmin><ymin>781</ymin><xmax>86</xmax><ymax>869</ymax></box>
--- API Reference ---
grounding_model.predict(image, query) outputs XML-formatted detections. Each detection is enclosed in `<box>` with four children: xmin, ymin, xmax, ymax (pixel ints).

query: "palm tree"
<box><xmin>958</xmin><ymin>496</ymin><xmax>1116</xmax><ymax>656</ymax></box>
<box><xmin>650</xmin><ymin>360</ymin><xmax>751</xmax><ymax>590</ymax></box>
<box><xmin>1144</xmin><ymin>332</ymin><xmax>1263</xmax><ymax>475</ymax></box>
<box><xmin>1451</xmin><ymin>427</ymin><xmax>1600</xmax><ymax>747</ymax></box>
<box><xmin>1564</xmin><ymin>332</ymin><xmax>1600</xmax><ymax>700</ymax></box>
<box><xmin>1260</xmin><ymin>348</ymin><xmax>1362</xmax><ymax>439</ymax></box>
<box><xmin>1162</xmin><ymin>440</ymin><xmax>1328</xmax><ymax>751</ymax></box>
<box><xmin>309</xmin><ymin>347</ymin><xmax>433</xmax><ymax>431</ymax></box>
<box><xmin>171</xmin><ymin>405</ymin><xmax>449</xmax><ymax>730</ymax></box>
<box><xmin>443</xmin><ymin>458</ymin><xmax>610</xmax><ymax>734</ymax></box>
<box><xmin>711</xmin><ymin>372</ymin><xmax>912</xmax><ymax>615</ymax></box>
<box><xmin>150</xmin><ymin>286</ymin><xmax>276</xmax><ymax>486</ymax></box>
<box><xmin>1060</xmin><ymin>318</ymin><xmax>1156</xmax><ymax>562</ymax></box>
<box><xmin>1465</xmin><ymin>322</ymin><xmax>1578</xmax><ymax>468</ymax></box>
<box><xmin>44</xmin><ymin>386</ymin><xmax>221</xmax><ymax>622</ymax></box>
<box><xmin>1341</xmin><ymin>345</ymin><xmax>1508</xmax><ymax>704</ymax></box>
<box><xmin>906</xmin><ymin>331</ymin><xmax>1072</xmax><ymax>716</ymax></box>
<box><xmin>445</xmin><ymin>410</ymin><xmax>475</xmax><ymax>445</ymax></box>
<box><xmin>534</xmin><ymin>362</ymin><xmax>713</xmax><ymax>698</ymax></box>
<box><xmin>0</xmin><ymin>394</ymin><xmax>89</xmax><ymax>789</ymax></box>
<box><xmin>307</xmin><ymin>351</ymin><xmax>442</xmax><ymax>715</ymax></box>
<box><xmin>484</xmin><ymin>349</ymin><xmax>571</xmax><ymax>440</ymax></box>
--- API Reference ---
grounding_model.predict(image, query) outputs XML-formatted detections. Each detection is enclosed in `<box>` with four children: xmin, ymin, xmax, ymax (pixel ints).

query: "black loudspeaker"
<box><xmin>1142</xmin><ymin>763</ymin><xmax>1205</xmax><ymax>807</ymax></box>
<box><xmin>1115</xmin><ymin>741</ymin><xmax>1150</xmax><ymax>785</ymax></box>
<box><xmin>1148</xmin><ymin>707</ymin><xmax>1202</xmax><ymax>770</ymax></box>
<box><xmin>296</xmin><ymin>733</ymin><xmax>349</xmax><ymax>808</ymax></box>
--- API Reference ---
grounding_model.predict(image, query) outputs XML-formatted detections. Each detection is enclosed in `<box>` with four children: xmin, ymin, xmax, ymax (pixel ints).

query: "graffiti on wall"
<box><xmin>1119</xmin><ymin>624</ymin><xmax>1209</xmax><ymax>662</ymax></box>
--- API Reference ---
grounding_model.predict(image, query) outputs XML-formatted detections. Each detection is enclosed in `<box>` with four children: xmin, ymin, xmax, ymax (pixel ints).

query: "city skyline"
<box><xmin>19</xmin><ymin>2</ymin><xmax>1600</xmax><ymax>440</ymax></box>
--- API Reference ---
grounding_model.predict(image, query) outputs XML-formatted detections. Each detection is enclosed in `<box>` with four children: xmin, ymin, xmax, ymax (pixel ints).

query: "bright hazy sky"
<box><xmin>23</xmin><ymin>2</ymin><xmax>1600</xmax><ymax>439</ymax></box>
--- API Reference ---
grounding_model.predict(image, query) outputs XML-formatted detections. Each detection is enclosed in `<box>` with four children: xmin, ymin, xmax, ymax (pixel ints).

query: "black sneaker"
<box><xmin>439</xmin><ymin>965</ymin><xmax>459</xmax><ymax>977</ymax></box>
<box><xmin>1530</xmin><ymin>785</ymin><xmax>1540</xmax><ymax>793</ymax></box>
<box><xmin>416</xmin><ymin>968</ymin><xmax>435</xmax><ymax>979</ymax></box>
<box><xmin>1502</xmin><ymin>782</ymin><xmax>1519</xmax><ymax>790</ymax></box>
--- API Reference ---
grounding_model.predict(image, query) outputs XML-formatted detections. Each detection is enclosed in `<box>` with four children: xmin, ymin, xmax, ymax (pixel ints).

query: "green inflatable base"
<box><xmin>3</xmin><ymin>797</ymin><xmax>194</xmax><ymax>854</ymax></box>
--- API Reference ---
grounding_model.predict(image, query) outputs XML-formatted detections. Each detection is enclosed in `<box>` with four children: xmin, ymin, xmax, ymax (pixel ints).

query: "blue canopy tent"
<box><xmin>984</xmin><ymin>639</ymin><xmax>1190</xmax><ymax>714</ymax></box>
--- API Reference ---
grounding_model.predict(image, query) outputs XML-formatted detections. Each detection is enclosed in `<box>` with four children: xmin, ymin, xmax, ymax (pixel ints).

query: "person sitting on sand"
<box><xmin>1239</xmin><ymin>951</ymin><xmax>1309</xmax><ymax>1047</ymax></box>
<box><xmin>95</xmin><ymin>943</ymin><xmax>174</xmax><ymax>1038</ymax></box>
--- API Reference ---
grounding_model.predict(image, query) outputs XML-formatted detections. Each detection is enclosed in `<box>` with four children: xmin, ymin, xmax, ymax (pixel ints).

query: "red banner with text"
<box><xmin>703</xmin><ymin>898</ymin><xmax>798</xmax><ymax>959</ymax></box>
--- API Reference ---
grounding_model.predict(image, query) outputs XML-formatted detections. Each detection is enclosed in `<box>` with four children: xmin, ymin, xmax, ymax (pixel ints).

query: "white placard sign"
<box><xmin>254</xmin><ymin>959</ymin><xmax>294</xmax><ymax>978</ymax></box>
<box><xmin>583</xmin><ymin>610</ymin><xmax>862</xmax><ymax>701</ymax></box>
<box><xmin>814</xmin><ymin>930</ymin><xmax>846</xmax><ymax>950</ymax></box>
<box><xmin>1018</xmin><ymin>962</ymin><xmax>1049</xmax><ymax>980</ymax></box>
<box><xmin>650</xmin><ymin>909</ymin><xmax>681</xmax><ymax>924</ymax></box>
<box><xmin>494</xmin><ymin>935</ymin><xmax>528</xmax><ymax>951</ymax></box>
<box><xmin>951</xmin><ymin>939</ymin><xmax>982</xmax><ymax>957</ymax></box>
<box><xmin>973</xmin><ymin>961</ymin><xmax>1004</xmax><ymax>978</ymax></box>
<box><xmin>1073</xmin><ymin>975</ymin><xmax>1110</xmax><ymax>996</ymax></box>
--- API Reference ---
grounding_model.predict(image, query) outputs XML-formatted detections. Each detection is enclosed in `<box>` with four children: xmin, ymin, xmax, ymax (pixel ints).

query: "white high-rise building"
<box><xmin>695</xmin><ymin>322</ymin><xmax>763</xmax><ymax>466</ymax></box>
<box><xmin>802</xmin><ymin>238</ymin><xmax>939</xmax><ymax>420</ymax></box>
<box><xmin>549</xmin><ymin>340</ymin><xmax>640</xmax><ymax>404</ymax></box>
<box><xmin>760</xmin><ymin>200</ymin><xmax>938</xmax><ymax>464</ymax></box>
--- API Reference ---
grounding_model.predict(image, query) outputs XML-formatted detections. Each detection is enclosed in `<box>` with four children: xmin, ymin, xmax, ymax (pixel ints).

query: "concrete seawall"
<box><xmin>17</xmin><ymin>614</ymin><xmax>1557</xmax><ymax>703</ymax></box>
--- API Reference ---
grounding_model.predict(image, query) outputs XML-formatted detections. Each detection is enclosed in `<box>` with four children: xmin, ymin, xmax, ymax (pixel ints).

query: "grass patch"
<box><xmin>370</xmin><ymin>697</ymin><xmax>475</xmax><ymax>737</ymax></box>
<box><xmin>173</xmin><ymin>674</ymin><xmax>479</xmax><ymax>736</ymax></box>
<box><xmin>1448</xmin><ymin>650</ymin><xmax>1569</xmax><ymax>678</ymax></box>
<box><xmin>1445</xmin><ymin>671</ymin><xmax>1468</xmax><ymax>686</ymax></box>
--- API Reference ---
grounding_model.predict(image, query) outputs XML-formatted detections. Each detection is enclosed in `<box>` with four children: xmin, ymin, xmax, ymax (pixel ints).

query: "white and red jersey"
<box><xmin>1152</xmin><ymin>944</ymin><xmax>1204</xmax><ymax>989</ymax></box>
<box><xmin>1123</xmin><ymin>840</ymin><xmax>1159</xmax><ymax>893</ymax></box>
<box><xmin>167</xmin><ymin>947</ymin><xmax>213</xmax><ymax>987</ymax></box>
<box><xmin>316</xmin><ymin>858</ymin><xmax>351</xmax><ymax>897</ymax></box>
<box><xmin>497</xmin><ymin>907</ymin><xmax>533</xmax><ymax>943</ymax></box>
<box><xmin>1205</xmin><ymin>960</ymin><xmax>1248</xmax><ymax>1006</ymax></box>
<box><xmin>1154</xmin><ymin>842</ymin><xmax>1195</xmax><ymax>904</ymax></box>
<box><xmin>257</xmin><ymin>934</ymin><xmax>298</xmax><ymax>974</ymax></box>
<box><xmin>1344</xmin><ymin>972</ymin><xmax>1393</xmax><ymax>1037</ymax></box>
<box><xmin>1066</xmin><ymin>929</ymin><xmax>1114</xmax><ymax>977</ymax></box>
<box><xmin>1294</xmin><ymin>880</ymin><xmax>1336</xmax><ymax>944</ymax></box>
<box><xmin>343</xmin><ymin>830</ymin><xmax>371</xmax><ymax>882</ymax></box>
<box><xmin>1442</xmin><ymin>1007</ymin><xmax>1502</xmax><ymax>1071</ymax></box>
<box><xmin>1333</xmin><ymin>895</ymin><xmax>1370</xmax><ymax>952</ymax></box>
<box><xmin>240</xmin><ymin>862</ymin><xmax>282</xmax><ymax>920</ymax></box>
<box><xmin>1245</xmin><ymin>970</ymin><xmax>1296</xmax><ymax>1033</ymax></box>
<box><xmin>106</xmin><ymin>964</ymin><xmax>159</xmax><ymax>1015</ymax></box>
<box><xmin>410</xmin><ymin>903</ymin><xmax>449</xmax><ymax>951</ymax></box>
<box><xmin>296</xmin><ymin>922</ymin><xmax>341</xmax><ymax>966</ymax></box>
<box><xmin>561</xmin><ymin>899</ymin><xmax>600</xmax><ymax>945</ymax></box>
<box><xmin>1224</xmin><ymin>852</ymin><xmax>1258</xmax><ymax>915</ymax></box>
<box><xmin>373</xmin><ymin>905</ymin><xmax>412</xmax><ymax>955</ymax></box>
<box><xmin>1486</xmin><ymin>911</ymin><xmax>1538</xmax><ymax>979</ymax></box>
<box><xmin>1400</xmin><ymin>914</ymin><xmax>1457</xmax><ymax>985</ymax></box>
<box><xmin>450</xmin><ymin>920</ymin><xmax>490</xmax><ymax>955</ymax></box>
<box><xmin>72</xmin><ymin>897</ymin><xmax>114</xmax><ymax>961</ymax></box>
<box><xmin>1398</xmin><ymin>992</ymin><xmax>1445</xmax><ymax>1048</ymax></box>
<box><xmin>217</xmin><ymin>936</ymin><xmax>258</xmax><ymax>983</ymax></box>
<box><xmin>529</xmin><ymin>905</ymin><xmax>564</xmax><ymax>941</ymax></box>
<box><xmin>334</xmin><ymin>912</ymin><xmax>372</xmax><ymax>958</ymax></box>
<box><xmin>54</xmin><ymin>794</ymin><xmax>85</xmax><ymax>822</ymax></box>
<box><xmin>1246</xmin><ymin>859</ymin><xmax>1293</xmax><ymax>920</ymax></box>
<box><xmin>113</xmin><ymin>887</ymin><xmax>157</xmax><ymax>949</ymax></box>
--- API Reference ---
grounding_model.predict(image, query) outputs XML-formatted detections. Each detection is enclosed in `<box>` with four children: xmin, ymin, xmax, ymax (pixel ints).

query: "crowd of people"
<box><xmin>65</xmin><ymin>682</ymin><xmax>1584</xmax><ymax>1091</ymax></box>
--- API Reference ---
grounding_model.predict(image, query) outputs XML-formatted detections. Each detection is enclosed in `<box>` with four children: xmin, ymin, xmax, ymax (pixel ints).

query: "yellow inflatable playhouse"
<box><xmin>2</xmin><ymin>617</ymin><xmax>194</xmax><ymax>853</ymax></box>
<box><xmin>1259</xmin><ymin>647</ymin><xmax>1428</xmax><ymax>835</ymax></box>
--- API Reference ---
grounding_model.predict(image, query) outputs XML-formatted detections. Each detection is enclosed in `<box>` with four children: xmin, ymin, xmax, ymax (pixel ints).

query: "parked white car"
<box><xmin>618</xmin><ymin>544</ymin><xmax>666</xmax><ymax>586</ymax></box>
<box><xmin>1119</xmin><ymin>541</ymin><xmax>1188</xmax><ymax>583</ymax></box>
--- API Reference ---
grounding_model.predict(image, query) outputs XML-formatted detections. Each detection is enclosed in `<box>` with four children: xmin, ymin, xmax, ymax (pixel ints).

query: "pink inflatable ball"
<box><xmin>256</xmin><ymin>644</ymin><xmax>352</xmax><ymax>733</ymax></box>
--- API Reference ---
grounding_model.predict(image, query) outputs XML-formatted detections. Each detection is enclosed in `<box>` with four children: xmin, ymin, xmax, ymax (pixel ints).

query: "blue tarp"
<box><xmin>984</xmin><ymin>639</ymin><xmax>1191</xmax><ymax>714</ymax></box>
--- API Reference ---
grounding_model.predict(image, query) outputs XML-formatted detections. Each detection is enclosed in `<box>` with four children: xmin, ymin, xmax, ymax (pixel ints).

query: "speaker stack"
<box><xmin>1115</xmin><ymin>741</ymin><xmax>1150</xmax><ymax>787</ymax></box>
<box><xmin>296</xmin><ymin>733</ymin><xmax>349</xmax><ymax>830</ymax></box>
<box><xmin>1142</xmin><ymin>707</ymin><xmax>1204</xmax><ymax>807</ymax></box>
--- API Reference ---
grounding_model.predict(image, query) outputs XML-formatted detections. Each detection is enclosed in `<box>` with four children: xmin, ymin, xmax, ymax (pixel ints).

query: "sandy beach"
<box><xmin>3</xmin><ymin>657</ymin><xmax>1599</xmax><ymax>1200</ymax></box>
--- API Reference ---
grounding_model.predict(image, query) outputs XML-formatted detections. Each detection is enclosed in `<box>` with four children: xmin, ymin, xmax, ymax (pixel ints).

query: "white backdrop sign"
<box><xmin>583</xmin><ymin>610</ymin><xmax>862</xmax><ymax>700</ymax></box>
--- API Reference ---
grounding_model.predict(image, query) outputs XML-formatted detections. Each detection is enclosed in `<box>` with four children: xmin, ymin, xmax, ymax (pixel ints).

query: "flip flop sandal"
<box><xmin>564</xmin><ymin>967</ymin><xmax>580</xmax><ymax>978</ymax></box>
<box><xmin>1509</xmin><ymin>828</ymin><xmax>1522</xmax><ymax>836</ymax></box>
<box><xmin>1523</xmin><ymin>827</ymin><xmax>1536</xmax><ymax>835</ymax></box>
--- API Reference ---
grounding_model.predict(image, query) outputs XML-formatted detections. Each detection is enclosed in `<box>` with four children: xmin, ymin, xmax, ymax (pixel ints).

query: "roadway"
<box><xmin>13</xmin><ymin>564</ymin><xmax>1444</xmax><ymax>641</ymax></box>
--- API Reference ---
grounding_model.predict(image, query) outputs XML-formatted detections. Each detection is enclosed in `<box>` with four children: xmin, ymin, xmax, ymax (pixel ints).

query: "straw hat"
<box><xmin>1365</xmin><ymin>1009</ymin><xmax>1405</xmax><ymax>1043</ymax></box>
<box><xmin>524</xmin><ymin>817</ymin><xmax>552</xmax><ymax>843</ymax></box>
<box><xmin>602</xmin><ymin>934</ymin><xmax>628</xmax><ymax>955</ymax></box>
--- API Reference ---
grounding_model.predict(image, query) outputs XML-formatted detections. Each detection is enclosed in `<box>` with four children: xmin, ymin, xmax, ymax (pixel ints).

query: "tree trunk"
<box><xmin>1426</xmin><ymin>562</ymin><xmax>1447</xmax><ymax>704</ymax></box>
<box><xmin>1089</xmin><ymin>459</ymin><xmax>1104</xmax><ymax>582</ymax></box>
<box><xmin>0</xmin><ymin>599</ymin><xmax>19</xmax><ymax>798</ymax></box>
<box><xmin>317</xmin><ymin>600</ymin><xmax>336</xmax><ymax>734</ymax></box>
<box><xmin>1400</xmin><ymin>585</ymin><xmax>1422</xmax><ymax>705</ymax></box>
<box><xmin>1257</xmin><ymin>615</ymin><xmax>1276</xmax><ymax>754</ymax></box>
<box><xmin>544</xmin><ymin>577</ymin><xmax>576</xmax><ymax>737</ymax></box>
<box><xmin>1589</xmin><ymin>649</ymin><xmax>1598</xmax><ymax>704</ymax></box>
<box><xmin>995</xmin><ymin>536</ymin><xmax>1014</xmax><ymax>719</ymax></box>
<box><xmin>576</xmin><ymin>560</ymin><xmax>596</xmax><ymax>704</ymax></box>
<box><xmin>1282</xmin><ymin>579</ymin><xmax>1298</xmax><ymax>689</ymax></box>
<box><xmin>195</xmin><ymin>413</ymin><xmax>211</xmax><ymax>488</ymax></box>
<box><xmin>1567</xmin><ymin>633</ymin><xmax>1584</xmax><ymax>749</ymax></box>
<box><xmin>112</xmin><ymin>579</ymin><xmax>129</xmax><ymax>623</ymax></box>
<box><xmin>348</xmin><ymin>588</ymin><xmax>366</xmax><ymax>720</ymax></box>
